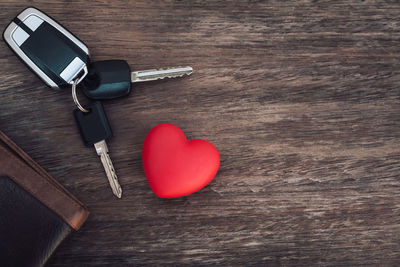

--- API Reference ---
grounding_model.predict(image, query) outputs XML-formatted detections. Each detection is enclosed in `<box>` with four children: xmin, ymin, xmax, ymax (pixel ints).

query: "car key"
<box><xmin>3</xmin><ymin>7</ymin><xmax>89</xmax><ymax>88</ymax></box>
<box><xmin>74</xmin><ymin>101</ymin><xmax>122</xmax><ymax>198</ymax></box>
<box><xmin>80</xmin><ymin>60</ymin><xmax>193</xmax><ymax>100</ymax></box>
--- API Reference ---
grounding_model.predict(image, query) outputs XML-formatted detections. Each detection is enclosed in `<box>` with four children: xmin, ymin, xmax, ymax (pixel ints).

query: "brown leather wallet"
<box><xmin>0</xmin><ymin>130</ymin><xmax>89</xmax><ymax>267</ymax></box>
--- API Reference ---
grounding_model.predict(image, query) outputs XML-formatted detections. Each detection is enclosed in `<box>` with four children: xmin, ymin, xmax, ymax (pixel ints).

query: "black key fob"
<box><xmin>80</xmin><ymin>60</ymin><xmax>132</xmax><ymax>100</ymax></box>
<box><xmin>73</xmin><ymin>101</ymin><xmax>112</xmax><ymax>147</ymax></box>
<box><xmin>3</xmin><ymin>7</ymin><xmax>90</xmax><ymax>89</ymax></box>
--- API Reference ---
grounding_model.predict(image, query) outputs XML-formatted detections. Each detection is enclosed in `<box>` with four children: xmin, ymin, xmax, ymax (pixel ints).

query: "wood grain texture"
<box><xmin>1</xmin><ymin>0</ymin><xmax>400</xmax><ymax>266</ymax></box>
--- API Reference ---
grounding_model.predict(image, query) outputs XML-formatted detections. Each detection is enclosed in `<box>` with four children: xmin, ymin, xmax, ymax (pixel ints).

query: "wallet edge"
<box><xmin>0</xmin><ymin>131</ymin><xmax>89</xmax><ymax>230</ymax></box>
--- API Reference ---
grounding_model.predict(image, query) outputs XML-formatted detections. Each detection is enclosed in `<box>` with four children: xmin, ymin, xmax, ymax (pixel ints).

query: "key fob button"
<box><xmin>24</xmin><ymin>15</ymin><xmax>43</xmax><ymax>31</ymax></box>
<box><xmin>60</xmin><ymin>57</ymin><xmax>86</xmax><ymax>82</ymax></box>
<box><xmin>12</xmin><ymin>27</ymin><xmax>29</xmax><ymax>46</ymax></box>
<box><xmin>11</xmin><ymin>15</ymin><xmax>44</xmax><ymax>46</ymax></box>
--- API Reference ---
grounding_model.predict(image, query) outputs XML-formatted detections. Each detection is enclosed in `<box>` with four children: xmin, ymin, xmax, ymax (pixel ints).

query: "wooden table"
<box><xmin>1</xmin><ymin>1</ymin><xmax>400</xmax><ymax>266</ymax></box>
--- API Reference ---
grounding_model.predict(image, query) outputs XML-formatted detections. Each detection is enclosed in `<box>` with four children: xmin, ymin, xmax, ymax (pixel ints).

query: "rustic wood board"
<box><xmin>1</xmin><ymin>0</ymin><xmax>400</xmax><ymax>266</ymax></box>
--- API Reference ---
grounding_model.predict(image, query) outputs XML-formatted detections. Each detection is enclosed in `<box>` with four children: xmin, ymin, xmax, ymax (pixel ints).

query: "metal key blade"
<box><xmin>131</xmin><ymin>66</ymin><xmax>193</xmax><ymax>83</ymax></box>
<box><xmin>94</xmin><ymin>140</ymin><xmax>122</xmax><ymax>198</ymax></box>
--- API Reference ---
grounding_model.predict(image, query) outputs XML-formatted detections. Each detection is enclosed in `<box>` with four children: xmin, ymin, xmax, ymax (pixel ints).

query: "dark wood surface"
<box><xmin>1</xmin><ymin>1</ymin><xmax>400</xmax><ymax>266</ymax></box>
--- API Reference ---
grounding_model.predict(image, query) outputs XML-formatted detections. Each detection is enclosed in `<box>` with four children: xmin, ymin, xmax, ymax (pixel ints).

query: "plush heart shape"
<box><xmin>142</xmin><ymin>123</ymin><xmax>220</xmax><ymax>198</ymax></box>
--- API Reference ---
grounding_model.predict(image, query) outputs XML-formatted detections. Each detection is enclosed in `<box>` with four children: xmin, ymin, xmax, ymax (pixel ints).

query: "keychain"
<box><xmin>3</xmin><ymin>7</ymin><xmax>193</xmax><ymax>198</ymax></box>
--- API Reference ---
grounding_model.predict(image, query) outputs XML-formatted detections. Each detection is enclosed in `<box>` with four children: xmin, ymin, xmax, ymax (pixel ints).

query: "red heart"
<box><xmin>142</xmin><ymin>123</ymin><xmax>220</xmax><ymax>198</ymax></box>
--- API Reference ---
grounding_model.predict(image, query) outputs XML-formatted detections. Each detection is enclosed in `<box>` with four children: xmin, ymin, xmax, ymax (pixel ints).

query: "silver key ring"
<box><xmin>71</xmin><ymin>79</ymin><xmax>89</xmax><ymax>113</ymax></box>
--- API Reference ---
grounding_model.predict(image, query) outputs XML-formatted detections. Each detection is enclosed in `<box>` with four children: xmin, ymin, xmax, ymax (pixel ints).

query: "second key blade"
<box><xmin>95</xmin><ymin>140</ymin><xmax>122</xmax><ymax>198</ymax></box>
<box><xmin>131</xmin><ymin>66</ymin><xmax>193</xmax><ymax>82</ymax></box>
